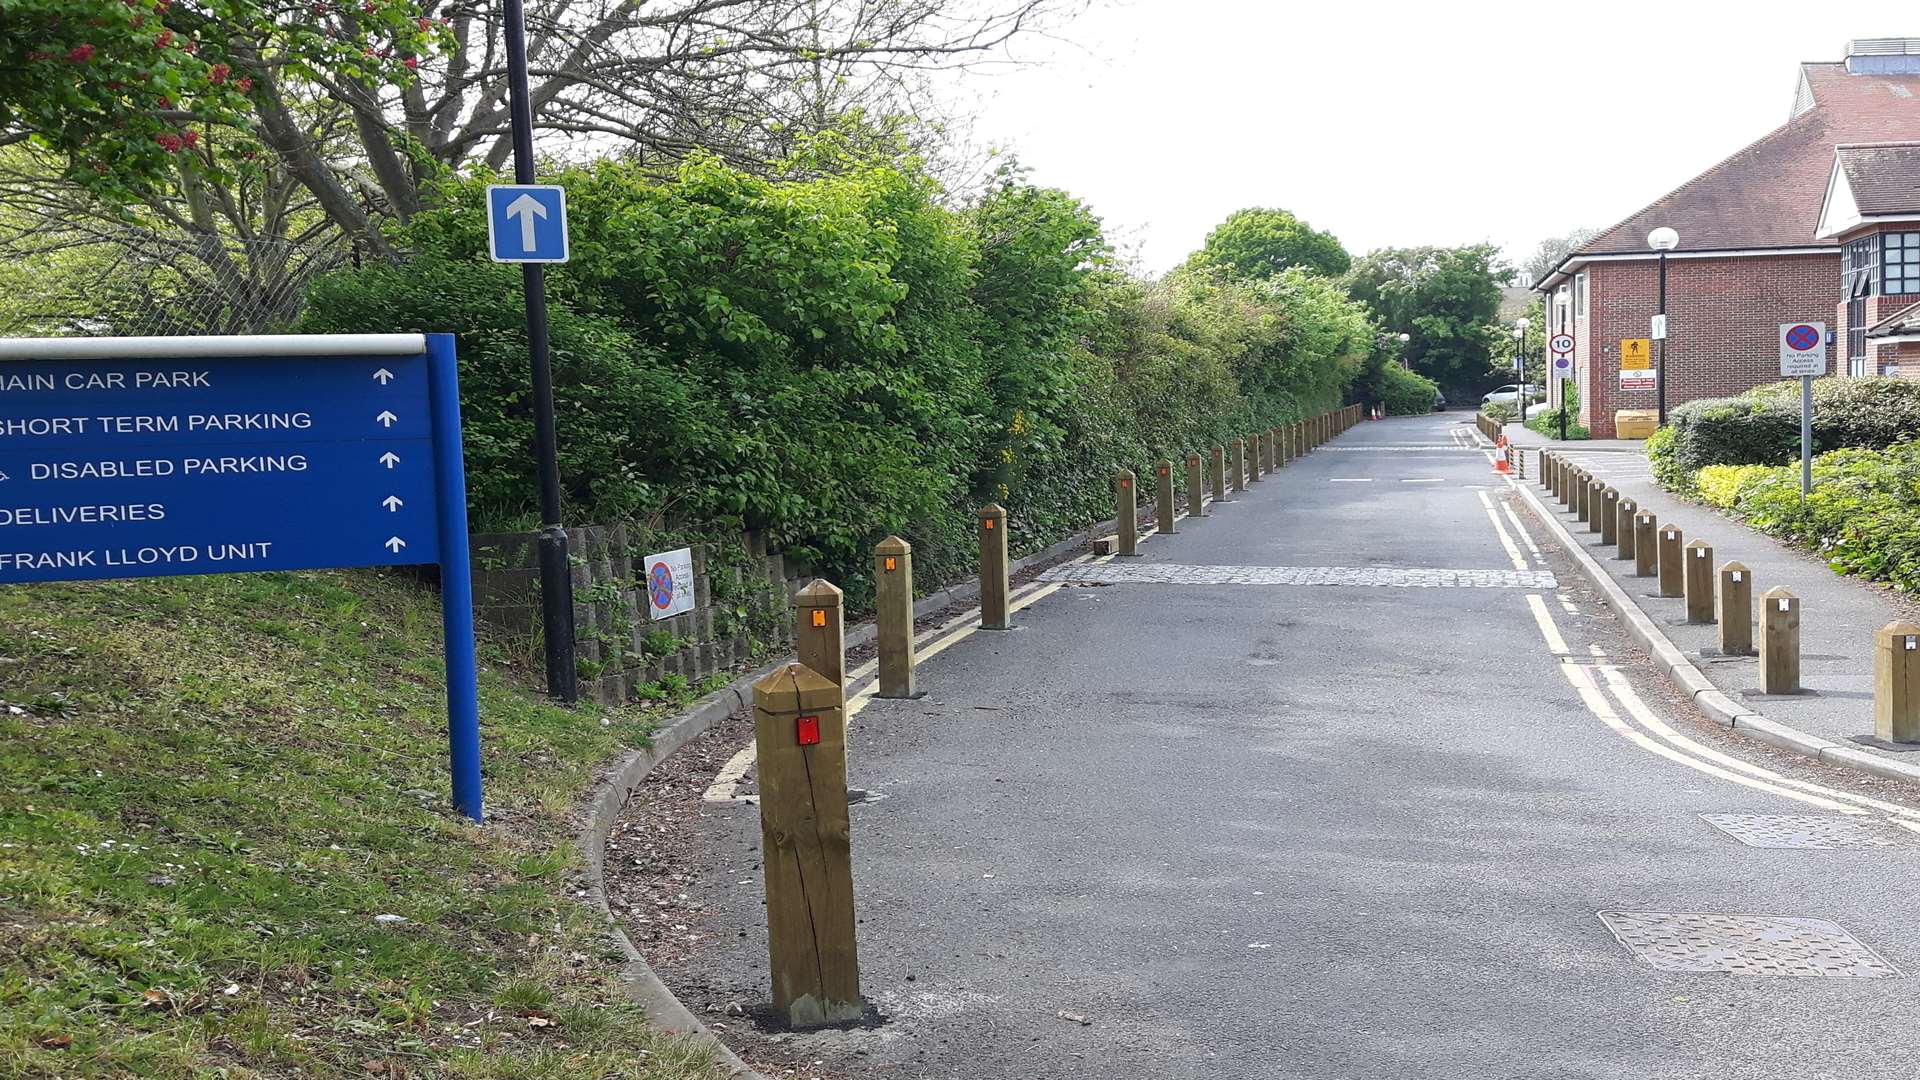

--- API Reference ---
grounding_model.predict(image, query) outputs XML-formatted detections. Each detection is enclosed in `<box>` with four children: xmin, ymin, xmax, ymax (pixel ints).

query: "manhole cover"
<box><xmin>1701</xmin><ymin>814</ymin><xmax>1904</xmax><ymax>849</ymax></box>
<box><xmin>1598</xmin><ymin>911</ymin><xmax>1900</xmax><ymax>977</ymax></box>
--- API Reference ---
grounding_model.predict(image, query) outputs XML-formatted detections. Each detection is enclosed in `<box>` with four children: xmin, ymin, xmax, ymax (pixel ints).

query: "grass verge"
<box><xmin>0</xmin><ymin>569</ymin><xmax>734</xmax><ymax>1079</ymax></box>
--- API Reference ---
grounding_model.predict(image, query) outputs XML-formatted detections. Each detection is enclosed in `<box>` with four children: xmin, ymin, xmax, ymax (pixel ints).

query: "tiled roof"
<box><xmin>1579</xmin><ymin>63</ymin><xmax>1920</xmax><ymax>256</ymax></box>
<box><xmin>1836</xmin><ymin>142</ymin><xmax>1920</xmax><ymax>215</ymax></box>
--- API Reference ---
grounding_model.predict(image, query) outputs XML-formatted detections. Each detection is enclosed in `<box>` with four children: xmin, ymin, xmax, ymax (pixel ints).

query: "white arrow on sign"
<box><xmin>376</xmin><ymin>410</ymin><xmax>398</xmax><ymax>427</ymax></box>
<box><xmin>0</xmin><ymin>471</ymin><xmax>9</xmax><ymax>482</ymax></box>
<box><xmin>382</xmin><ymin>495</ymin><xmax>404</xmax><ymax>512</ymax></box>
<box><xmin>373</xmin><ymin>368</ymin><xmax>395</xmax><ymax>385</ymax></box>
<box><xmin>385</xmin><ymin>536</ymin><xmax>407</xmax><ymax>553</ymax></box>
<box><xmin>506</xmin><ymin>192</ymin><xmax>547</xmax><ymax>252</ymax></box>
<box><xmin>379</xmin><ymin>451</ymin><xmax>400</xmax><ymax>469</ymax></box>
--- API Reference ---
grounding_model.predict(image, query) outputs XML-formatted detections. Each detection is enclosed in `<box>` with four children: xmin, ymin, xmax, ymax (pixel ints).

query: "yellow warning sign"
<box><xmin>1620</xmin><ymin>339</ymin><xmax>1652</xmax><ymax>370</ymax></box>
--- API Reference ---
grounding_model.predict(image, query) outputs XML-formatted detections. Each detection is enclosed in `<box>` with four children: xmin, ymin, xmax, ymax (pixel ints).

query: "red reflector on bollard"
<box><xmin>796</xmin><ymin>715</ymin><xmax>820</xmax><ymax>746</ymax></box>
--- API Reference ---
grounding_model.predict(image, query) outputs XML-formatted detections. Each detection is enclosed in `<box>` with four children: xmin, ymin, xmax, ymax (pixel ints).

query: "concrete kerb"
<box><xmin>1512</xmin><ymin>479</ymin><xmax>1920</xmax><ymax>788</ymax></box>
<box><xmin>577</xmin><ymin>504</ymin><xmax>1131</xmax><ymax>1078</ymax></box>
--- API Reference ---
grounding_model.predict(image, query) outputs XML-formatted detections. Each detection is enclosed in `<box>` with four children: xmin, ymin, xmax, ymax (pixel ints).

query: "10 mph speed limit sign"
<box><xmin>1550</xmin><ymin>333</ymin><xmax>1574</xmax><ymax>355</ymax></box>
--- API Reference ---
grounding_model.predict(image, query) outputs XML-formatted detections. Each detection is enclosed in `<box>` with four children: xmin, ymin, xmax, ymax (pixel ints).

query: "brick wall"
<box><xmin>1580</xmin><ymin>253</ymin><xmax>1841</xmax><ymax>438</ymax></box>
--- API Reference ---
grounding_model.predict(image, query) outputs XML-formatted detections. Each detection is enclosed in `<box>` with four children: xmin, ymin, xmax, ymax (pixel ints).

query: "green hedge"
<box><xmin>1657</xmin><ymin>377</ymin><xmax>1920</xmax><ymax>482</ymax></box>
<box><xmin>1373</xmin><ymin>363</ymin><xmax>1438</xmax><ymax>416</ymax></box>
<box><xmin>304</xmin><ymin>154</ymin><xmax>1371</xmax><ymax>598</ymax></box>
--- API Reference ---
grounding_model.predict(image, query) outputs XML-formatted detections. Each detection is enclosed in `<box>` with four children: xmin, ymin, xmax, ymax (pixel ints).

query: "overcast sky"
<box><xmin>961</xmin><ymin>0</ymin><xmax>1902</xmax><ymax>276</ymax></box>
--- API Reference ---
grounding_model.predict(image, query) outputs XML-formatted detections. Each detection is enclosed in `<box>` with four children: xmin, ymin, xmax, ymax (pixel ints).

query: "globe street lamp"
<box><xmin>1398</xmin><ymin>332</ymin><xmax>1411</xmax><ymax>370</ymax></box>
<box><xmin>1648</xmin><ymin>226</ymin><xmax>1680</xmax><ymax>425</ymax></box>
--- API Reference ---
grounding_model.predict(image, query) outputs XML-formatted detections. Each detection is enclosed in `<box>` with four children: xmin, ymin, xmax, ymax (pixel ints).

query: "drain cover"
<box><xmin>1598</xmin><ymin>911</ymin><xmax>1900</xmax><ymax>977</ymax></box>
<box><xmin>1701</xmin><ymin>813</ymin><xmax>1903</xmax><ymax>850</ymax></box>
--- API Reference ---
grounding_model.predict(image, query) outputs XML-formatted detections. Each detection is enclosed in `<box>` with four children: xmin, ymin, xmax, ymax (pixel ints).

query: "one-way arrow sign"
<box><xmin>376</xmin><ymin>410</ymin><xmax>398</xmax><ymax>427</ymax></box>
<box><xmin>383</xmin><ymin>495</ymin><xmax>404</xmax><ymax>512</ymax></box>
<box><xmin>373</xmin><ymin>368</ymin><xmax>395</xmax><ymax>385</ymax></box>
<box><xmin>0</xmin><ymin>470</ymin><xmax>9</xmax><ymax>482</ymax></box>
<box><xmin>385</xmin><ymin>536</ymin><xmax>407</xmax><ymax>554</ymax></box>
<box><xmin>379</xmin><ymin>451</ymin><xmax>401</xmax><ymax>469</ymax></box>
<box><xmin>486</xmin><ymin>184</ymin><xmax>569</xmax><ymax>263</ymax></box>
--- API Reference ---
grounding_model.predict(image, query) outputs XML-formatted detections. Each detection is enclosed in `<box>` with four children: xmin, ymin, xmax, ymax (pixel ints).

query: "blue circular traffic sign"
<box><xmin>1785</xmin><ymin>324</ymin><xmax>1821</xmax><ymax>352</ymax></box>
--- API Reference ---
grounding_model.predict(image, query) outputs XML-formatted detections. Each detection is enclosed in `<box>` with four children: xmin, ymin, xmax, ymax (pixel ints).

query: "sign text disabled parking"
<box><xmin>486</xmin><ymin>184</ymin><xmax>569</xmax><ymax>263</ymax></box>
<box><xmin>0</xmin><ymin>355</ymin><xmax>439</xmax><ymax>582</ymax></box>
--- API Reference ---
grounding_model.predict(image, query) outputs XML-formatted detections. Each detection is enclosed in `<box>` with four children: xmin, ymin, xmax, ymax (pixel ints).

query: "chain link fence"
<box><xmin>0</xmin><ymin>229</ymin><xmax>350</xmax><ymax>339</ymax></box>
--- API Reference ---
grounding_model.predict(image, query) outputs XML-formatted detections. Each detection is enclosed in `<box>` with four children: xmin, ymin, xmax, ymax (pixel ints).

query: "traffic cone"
<box><xmin>1494</xmin><ymin>454</ymin><xmax>1511</xmax><ymax>475</ymax></box>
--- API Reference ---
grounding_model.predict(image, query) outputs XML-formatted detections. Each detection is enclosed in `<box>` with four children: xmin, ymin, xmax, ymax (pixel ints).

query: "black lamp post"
<box><xmin>1648</xmin><ymin>226</ymin><xmax>1680</xmax><ymax>425</ymax></box>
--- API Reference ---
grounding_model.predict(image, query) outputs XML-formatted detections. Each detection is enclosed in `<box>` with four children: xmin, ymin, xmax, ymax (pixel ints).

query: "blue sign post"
<box><xmin>0</xmin><ymin>333</ymin><xmax>486</xmax><ymax>822</ymax></box>
<box><xmin>486</xmin><ymin>184</ymin><xmax>570</xmax><ymax>264</ymax></box>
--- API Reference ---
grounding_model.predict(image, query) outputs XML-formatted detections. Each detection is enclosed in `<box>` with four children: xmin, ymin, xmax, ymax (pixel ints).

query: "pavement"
<box><xmin>612</xmin><ymin>412</ymin><xmax>1920</xmax><ymax>1080</ymax></box>
<box><xmin>1506</xmin><ymin>422</ymin><xmax>1920</xmax><ymax>762</ymax></box>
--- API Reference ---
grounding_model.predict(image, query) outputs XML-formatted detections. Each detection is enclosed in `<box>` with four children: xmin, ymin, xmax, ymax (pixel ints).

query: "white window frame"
<box><xmin>1574</xmin><ymin>272</ymin><xmax>1588</xmax><ymax>320</ymax></box>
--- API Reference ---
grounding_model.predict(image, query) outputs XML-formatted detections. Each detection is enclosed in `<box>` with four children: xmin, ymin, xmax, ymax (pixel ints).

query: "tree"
<box><xmin>1187</xmin><ymin>207</ymin><xmax>1350</xmax><ymax>280</ymax></box>
<box><xmin>1344</xmin><ymin>244</ymin><xmax>1507</xmax><ymax>393</ymax></box>
<box><xmin>1521</xmin><ymin>227</ymin><xmax>1596</xmax><ymax>288</ymax></box>
<box><xmin>4</xmin><ymin>0</ymin><xmax>1084</xmax><ymax>251</ymax></box>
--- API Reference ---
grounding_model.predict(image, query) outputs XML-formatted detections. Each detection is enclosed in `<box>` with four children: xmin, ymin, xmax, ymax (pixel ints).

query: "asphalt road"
<box><xmin>623</xmin><ymin>411</ymin><xmax>1920</xmax><ymax>1080</ymax></box>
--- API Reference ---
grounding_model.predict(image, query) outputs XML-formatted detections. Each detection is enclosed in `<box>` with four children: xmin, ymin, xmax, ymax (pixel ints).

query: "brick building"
<box><xmin>1534</xmin><ymin>41</ymin><xmax>1920</xmax><ymax>437</ymax></box>
<box><xmin>1817</xmin><ymin>141</ymin><xmax>1920</xmax><ymax>375</ymax></box>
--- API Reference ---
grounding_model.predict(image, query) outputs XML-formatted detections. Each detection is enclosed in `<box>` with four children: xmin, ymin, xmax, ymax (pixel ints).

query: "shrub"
<box><xmin>1733</xmin><ymin>442</ymin><xmax>1920</xmax><ymax>592</ymax></box>
<box><xmin>1694</xmin><ymin>463</ymin><xmax>1772</xmax><ymax>508</ymax></box>
<box><xmin>1481</xmin><ymin>401</ymin><xmax>1515</xmax><ymax>423</ymax></box>
<box><xmin>1524</xmin><ymin>379</ymin><xmax>1586</xmax><ymax>440</ymax></box>
<box><xmin>1373</xmin><ymin>363</ymin><xmax>1439</xmax><ymax>416</ymax></box>
<box><xmin>1664</xmin><ymin>377</ymin><xmax>1920</xmax><ymax>483</ymax></box>
<box><xmin>1646</xmin><ymin>425</ymin><xmax>1688</xmax><ymax>492</ymax></box>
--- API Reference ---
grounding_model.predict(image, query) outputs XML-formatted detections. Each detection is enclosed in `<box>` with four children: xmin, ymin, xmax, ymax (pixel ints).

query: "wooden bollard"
<box><xmin>1560</xmin><ymin>464</ymin><xmax>1575</xmax><ymax>507</ymax></box>
<box><xmin>1718</xmin><ymin>561</ymin><xmax>1753</xmax><ymax>655</ymax></box>
<box><xmin>1586</xmin><ymin>479</ymin><xmax>1606</xmax><ymax>534</ymax></box>
<box><xmin>1759</xmin><ymin>588</ymin><xmax>1800</xmax><ymax>694</ymax></box>
<box><xmin>1684</xmin><ymin>539</ymin><xmax>1715</xmax><ymax>623</ymax></box>
<box><xmin>753</xmin><ymin>662</ymin><xmax>862</xmax><ymax>1028</ymax></box>
<box><xmin>978</xmin><ymin>503</ymin><xmax>1010</xmax><ymax>630</ymax></box>
<box><xmin>1875</xmin><ymin>622</ymin><xmax>1920</xmax><ymax>743</ymax></box>
<box><xmin>1210</xmin><ymin>446</ymin><xmax>1227</xmax><ymax>504</ymax></box>
<box><xmin>1657</xmin><ymin>525</ymin><xmax>1684</xmax><ymax>597</ymax></box>
<box><xmin>1185</xmin><ymin>452</ymin><xmax>1206</xmax><ymax>519</ymax></box>
<box><xmin>1633</xmin><ymin>512</ymin><xmax>1658</xmax><ymax>577</ymax></box>
<box><xmin>1276</xmin><ymin>426</ymin><xmax>1290</xmax><ymax>467</ymax></box>
<box><xmin>873</xmin><ymin>537</ymin><xmax>921</xmax><ymax>699</ymax></box>
<box><xmin>1229</xmin><ymin>440</ymin><xmax>1245</xmax><ymax>493</ymax></box>
<box><xmin>1599</xmin><ymin>489</ymin><xmax>1620</xmax><ymax>545</ymax></box>
<box><xmin>1155</xmin><ymin>459</ymin><xmax>1177</xmax><ymax>534</ymax></box>
<box><xmin>1541</xmin><ymin>451</ymin><xmax>1555</xmax><ymax>490</ymax></box>
<box><xmin>795</xmin><ymin>579</ymin><xmax>845</xmax><ymax>703</ymax></box>
<box><xmin>1615</xmin><ymin>498</ymin><xmax>1637</xmax><ymax>561</ymax></box>
<box><xmin>1115</xmin><ymin>469</ymin><xmax>1139</xmax><ymax>556</ymax></box>
<box><xmin>1294</xmin><ymin>421</ymin><xmax>1306</xmax><ymax>459</ymax></box>
<box><xmin>1574</xmin><ymin>471</ymin><xmax>1591</xmax><ymax>522</ymax></box>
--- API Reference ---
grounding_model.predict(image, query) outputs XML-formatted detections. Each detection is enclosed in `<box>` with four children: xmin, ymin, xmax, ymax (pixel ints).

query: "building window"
<box><xmin>1886</xmin><ymin>232</ymin><xmax>1920</xmax><ymax>296</ymax></box>
<box><xmin>1846</xmin><ymin>235</ymin><xmax>1878</xmax><ymax>372</ymax></box>
<box><xmin>1574</xmin><ymin>273</ymin><xmax>1587</xmax><ymax>320</ymax></box>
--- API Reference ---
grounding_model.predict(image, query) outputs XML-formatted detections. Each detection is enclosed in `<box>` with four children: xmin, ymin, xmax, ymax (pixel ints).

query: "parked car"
<box><xmin>1481</xmin><ymin>383</ymin><xmax>1544</xmax><ymax>406</ymax></box>
<box><xmin>1432</xmin><ymin>389</ymin><xmax>1447</xmax><ymax>411</ymax></box>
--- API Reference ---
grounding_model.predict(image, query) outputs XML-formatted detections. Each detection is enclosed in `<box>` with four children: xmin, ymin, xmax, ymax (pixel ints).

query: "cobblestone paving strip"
<box><xmin>1038</xmin><ymin>562</ymin><xmax>1558</xmax><ymax>589</ymax></box>
<box><xmin>1700</xmin><ymin>813</ymin><xmax>1907</xmax><ymax>850</ymax></box>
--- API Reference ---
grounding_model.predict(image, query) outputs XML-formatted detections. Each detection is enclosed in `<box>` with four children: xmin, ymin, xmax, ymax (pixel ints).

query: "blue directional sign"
<box><xmin>486</xmin><ymin>183</ymin><xmax>569</xmax><ymax>263</ymax></box>
<box><xmin>0</xmin><ymin>332</ymin><xmax>486</xmax><ymax>822</ymax></box>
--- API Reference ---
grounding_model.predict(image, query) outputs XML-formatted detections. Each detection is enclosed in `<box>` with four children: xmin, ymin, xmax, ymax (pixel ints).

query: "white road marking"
<box><xmin>1401</xmin><ymin>478</ymin><xmax>1446</xmax><ymax>483</ymax></box>
<box><xmin>1329</xmin><ymin>478</ymin><xmax>1374</xmax><ymax>483</ymax></box>
<box><xmin>1476</xmin><ymin>490</ymin><xmax>1528</xmax><ymax>571</ymax></box>
<box><xmin>1560</xmin><ymin>663</ymin><xmax>1857</xmax><ymax>812</ymax></box>
<box><xmin>1525</xmin><ymin>594</ymin><xmax>1569</xmax><ymax>656</ymax></box>
<box><xmin>1500</xmin><ymin>502</ymin><xmax>1543</xmax><ymax>560</ymax></box>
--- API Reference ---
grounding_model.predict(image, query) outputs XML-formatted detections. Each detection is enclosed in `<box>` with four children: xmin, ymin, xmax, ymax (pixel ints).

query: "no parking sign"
<box><xmin>1779</xmin><ymin>322</ymin><xmax>1827</xmax><ymax>377</ymax></box>
<box><xmin>645</xmin><ymin>546</ymin><xmax>696</xmax><ymax>620</ymax></box>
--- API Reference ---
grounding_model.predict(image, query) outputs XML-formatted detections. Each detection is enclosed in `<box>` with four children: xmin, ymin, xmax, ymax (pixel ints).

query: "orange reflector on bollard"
<box><xmin>811</xmin><ymin>609</ymin><xmax>827</xmax><ymax>627</ymax></box>
<box><xmin>983</xmin><ymin>518</ymin><xmax>995</xmax><ymax>529</ymax></box>
<box><xmin>884</xmin><ymin>556</ymin><xmax>897</xmax><ymax>572</ymax></box>
<box><xmin>795</xmin><ymin>714</ymin><xmax>820</xmax><ymax>746</ymax></box>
